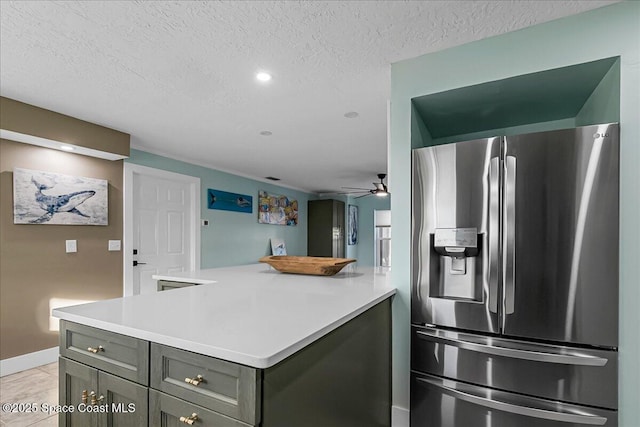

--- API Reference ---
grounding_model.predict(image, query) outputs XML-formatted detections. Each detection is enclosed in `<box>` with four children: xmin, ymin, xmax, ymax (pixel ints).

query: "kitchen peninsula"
<box><xmin>53</xmin><ymin>264</ymin><xmax>395</xmax><ymax>427</ymax></box>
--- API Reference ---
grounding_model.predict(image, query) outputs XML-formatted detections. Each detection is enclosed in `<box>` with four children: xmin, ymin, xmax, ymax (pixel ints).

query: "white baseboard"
<box><xmin>392</xmin><ymin>405</ymin><xmax>410</xmax><ymax>427</ymax></box>
<box><xmin>0</xmin><ymin>347</ymin><xmax>58</xmax><ymax>377</ymax></box>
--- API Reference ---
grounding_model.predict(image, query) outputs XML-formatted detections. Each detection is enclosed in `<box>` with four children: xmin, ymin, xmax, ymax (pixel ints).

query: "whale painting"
<box><xmin>13</xmin><ymin>168</ymin><xmax>108</xmax><ymax>225</ymax></box>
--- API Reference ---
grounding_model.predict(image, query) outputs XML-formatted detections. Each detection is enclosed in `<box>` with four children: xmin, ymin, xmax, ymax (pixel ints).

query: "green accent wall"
<box><xmin>126</xmin><ymin>150</ymin><xmax>311</xmax><ymax>268</ymax></box>
<box><xmin>576</xmin><ymin>59</ymin><xmax>621</xmax><ymax>126</ymax></box>
<box><xmin>390</xmin><ymin>3</ymin><xmax>639</xmax><ymax>425</ymax></box>
<box><xmin>411</xmin><ymin>57</ymin><xmax>618</xmax><ymax>141</ymax></box>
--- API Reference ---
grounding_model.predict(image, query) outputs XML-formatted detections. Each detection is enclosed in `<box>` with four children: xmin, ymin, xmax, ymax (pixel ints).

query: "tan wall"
<box><xmin>1</xmin><ymin>97</ymin><xmax>129</xmax><ymax>157</ymax></box>
<box><xmin>0</xmin><ymin>99</ymin><xmax>129</xmax><ymax>360</ymax></box>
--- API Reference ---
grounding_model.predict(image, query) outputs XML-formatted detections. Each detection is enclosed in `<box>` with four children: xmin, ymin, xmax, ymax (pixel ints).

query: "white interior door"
<box><xmin>124</xmin><ymin>164</ymin><xmax>200</xmax><ymax>295</ymax></box>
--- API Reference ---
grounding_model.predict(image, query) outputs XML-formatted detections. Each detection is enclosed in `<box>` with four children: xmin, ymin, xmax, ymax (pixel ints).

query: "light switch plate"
<box><xmin>108</xmin><ymin>240</ymin><xmax>121</xmax><ymax>251</ymax></box>
<box><xmin>65</xmin><ymin>240</ymin><xmax>77</xmax><ymax>253</ymax></box>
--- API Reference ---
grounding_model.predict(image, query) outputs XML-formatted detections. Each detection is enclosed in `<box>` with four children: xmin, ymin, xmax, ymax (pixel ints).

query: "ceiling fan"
<box><xmin>337</xmin><ymin>173</ymin><xmax>390</xmax><ymax>198</ymax></box>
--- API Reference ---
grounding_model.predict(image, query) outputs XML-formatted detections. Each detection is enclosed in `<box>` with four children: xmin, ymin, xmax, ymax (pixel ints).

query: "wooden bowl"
<box><xmin>259</xmin><ymin>256</ymin><xmax>356</xmax><ymax>276</ymax></box>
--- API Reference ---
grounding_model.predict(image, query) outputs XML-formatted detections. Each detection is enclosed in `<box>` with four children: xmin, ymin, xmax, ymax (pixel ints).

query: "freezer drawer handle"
<box><xmin>416</xmin><ymin>376</ymin><xmax>608</xmax><ymax>425</ymax></box>
<box><xmin>416</xmin><ymin>330</ymin><xmax>607</xmax><ymax>366</ymax></box>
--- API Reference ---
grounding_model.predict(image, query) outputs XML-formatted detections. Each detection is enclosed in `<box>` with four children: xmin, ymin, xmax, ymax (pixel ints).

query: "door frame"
<box><xmin>123</xmin><ymin>163</ymin><xmax>201</xmax><ymax>296</ymax></box>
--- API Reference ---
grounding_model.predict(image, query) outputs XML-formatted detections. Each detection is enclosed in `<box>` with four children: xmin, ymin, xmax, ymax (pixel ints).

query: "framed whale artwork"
<box><xmin>13</xmin><ymin>168</ymin><xmax>108</xmax><ymax>225</ymax></box>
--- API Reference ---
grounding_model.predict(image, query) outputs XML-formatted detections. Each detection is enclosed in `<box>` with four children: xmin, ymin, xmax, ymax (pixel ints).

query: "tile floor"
<box><xmin>0</xmin><ymin>362</ymin><xmax>58</xmax><ymax>426</ymax></box>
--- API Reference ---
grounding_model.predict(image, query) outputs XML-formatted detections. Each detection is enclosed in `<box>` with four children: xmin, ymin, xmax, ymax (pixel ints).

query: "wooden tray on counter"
<box><xmin>259</xmin><ymin>256</ymin><xmax>356</xmax><ymax>276</ymax></box>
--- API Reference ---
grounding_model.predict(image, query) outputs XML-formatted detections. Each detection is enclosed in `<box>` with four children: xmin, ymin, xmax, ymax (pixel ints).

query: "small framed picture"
<box><xmin>270</xmin><ymin>238</ymin><xmax>287</xmax><ymax>255</ymax></box>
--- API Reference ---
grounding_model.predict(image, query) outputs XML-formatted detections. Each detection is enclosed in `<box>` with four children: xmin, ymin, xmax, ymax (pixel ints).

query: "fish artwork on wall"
<box><xmin>207</xmin><ymin>189</ymin><xmax>253</xmax><ymax>213</ymax></box>
<box><xmin>13</xmin><ymin>168</ymin><xmax>108</xmax><ymax>225</ymax></box>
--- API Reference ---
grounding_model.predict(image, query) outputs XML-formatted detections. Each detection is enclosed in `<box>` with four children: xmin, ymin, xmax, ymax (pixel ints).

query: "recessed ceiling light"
<box><xmin>256</xmin><ymin>72</ymin><xmax>272</xmax><ymax>82</ymax></box>
<box><xmin>344</xmin><ymin>111</ymin><xmax>359</xmax><ymax>119</ymax></box>
<box><xmin>60</xmin><ymin>145</ymin><xmax>75</xmax><ymax>151</ymax></box>
<box><xmin>260</xmin><ymin>131</ymin><xmax>273</xmax><ymax>136</ymax></box>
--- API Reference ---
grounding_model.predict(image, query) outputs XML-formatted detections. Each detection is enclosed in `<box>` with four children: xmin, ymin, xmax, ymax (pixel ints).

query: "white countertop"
<box><xmin>53</xmin><ymin>264</ymin><xmax>395</xmax><ymax>369</ymax></box>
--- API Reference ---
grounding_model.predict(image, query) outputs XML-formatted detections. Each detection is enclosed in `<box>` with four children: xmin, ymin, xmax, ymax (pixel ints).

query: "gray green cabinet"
<box><xmin>151</xmin><ymin>344</ymin><xmax>260</xmax><ymax>424</ymax></box>
<box><xmin>59</xmin><ymin>297</ymin><xmax>391</xmax><ymax>426</ymax></box>
<box><xmin>98</xmin><ymin>370</ymin><xmax>148</xmax><ymax>427</ymax></box>
<box><xmin>59</xmin><ymin>357</ymin><xmax>97</xmax><ymax>427</ymax></box>
<box><xmin>150</xmin><ymin>390</ymin><xmax>251</xmax><ymax>427</ymax></box>
<box><xmin>157</xmin><ymin>280</ymin><xmax>197</xmax><ymax>291</ymax></box>
<box><xmin>58</xmin><ymin>358</ymin><xmax>148</xmax><ymax>427</ymax></box>
<box><xmin>60</xmin><ymin>320</ymin><xmax>149</xmax><ymax>385</ymax></box>
<box><xmin>308</xmin><ymin>199</ymin><xmax>345</xmax><ymax>257</ymax></box>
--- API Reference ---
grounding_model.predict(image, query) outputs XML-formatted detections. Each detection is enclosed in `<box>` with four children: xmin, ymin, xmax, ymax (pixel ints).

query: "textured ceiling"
<box><xmin>0</xmin><ymin>1</ymin><xmax>617</xmax><ymax>193</ymax></box>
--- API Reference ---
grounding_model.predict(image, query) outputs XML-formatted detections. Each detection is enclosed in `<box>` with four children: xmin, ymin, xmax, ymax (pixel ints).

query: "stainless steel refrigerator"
<box><xmin>410</xmin><ymin>123</ymin><xmax>619</xmax><ymax>426</ymax></box>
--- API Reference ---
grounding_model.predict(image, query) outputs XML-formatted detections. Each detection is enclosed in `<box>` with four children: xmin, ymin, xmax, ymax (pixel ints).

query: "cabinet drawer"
<box><xmin>60</xmin><ymin>321</ymin><xmax>149</xmax><ymax>385</ymax></box>
<box><xmin>150</xmin><ymin>389</ymin><xmax>252</xmax><ymax>427</ymax></box>
<box><xmin>151</xmin><ymin>343</ymin><xmax>260</xmax><ymax>425</ymax></box>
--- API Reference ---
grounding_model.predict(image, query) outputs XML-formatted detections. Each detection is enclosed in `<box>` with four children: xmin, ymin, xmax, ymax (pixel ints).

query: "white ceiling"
<box><xmin>0</xmin><ymin>1</ymin><xmax>617</xmax><ymax>194</ymax></box>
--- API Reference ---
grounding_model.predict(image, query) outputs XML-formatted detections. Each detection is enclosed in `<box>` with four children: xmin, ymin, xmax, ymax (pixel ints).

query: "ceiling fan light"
<box><xmin>375</xmin><ymin>190</ymin><xmax>388</xmax><ymax>197</ymax></box>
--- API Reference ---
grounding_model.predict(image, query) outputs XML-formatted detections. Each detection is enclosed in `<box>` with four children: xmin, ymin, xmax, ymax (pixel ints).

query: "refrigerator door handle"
<box><xmin>415</xmin><ymin>375</ymin><xmax>608</xmax><ymax>425</ymax></box>
<box><xmin>503</xmin><ymin>155</ymin><xmax>516</xmax><ymax>317</ymax></box>
<box><xmin>415</xmin><ymin>329</ymin><xmax>608</xmax><ymax>366</ymax></box>
<box><xmin>488</xmin><ymin>157</ymin><xmax>500</xmax><ymax>313</ymax></box>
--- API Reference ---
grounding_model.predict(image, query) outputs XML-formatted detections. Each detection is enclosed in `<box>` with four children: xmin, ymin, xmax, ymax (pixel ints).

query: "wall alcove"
<box><xmin>411</xmin><ymin>56</ymin><xmax>620</xmax><ymax>148</ymax></box>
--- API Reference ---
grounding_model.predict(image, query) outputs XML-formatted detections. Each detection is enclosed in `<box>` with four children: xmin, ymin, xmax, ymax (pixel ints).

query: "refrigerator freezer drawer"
<box><xmin>412</xmin><ymin>326</ymin><xmax>617</xmax><ymax>410</ymax></box>
<box><xmin>411</xmin><ymin>371</ymin><xmax>617</xmax><ymax>427</ymax></box>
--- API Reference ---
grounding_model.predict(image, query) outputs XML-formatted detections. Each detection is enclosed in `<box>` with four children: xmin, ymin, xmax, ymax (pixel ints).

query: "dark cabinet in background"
<box><xmin>307</xmin><ymin>199</ymin><xmax>344</xmax><ymax>258</ymax></box>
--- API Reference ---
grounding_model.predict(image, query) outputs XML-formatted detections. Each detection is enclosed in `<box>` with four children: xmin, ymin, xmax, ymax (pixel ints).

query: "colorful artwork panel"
<box><xmin>258</xmin><ymin>190</ymin><xmax>298</xmax><ymax>226</ymax></box>
<box><xmin>207</xmin><ymin>189</ymin><xmax>253</xmax><ymax>213</ymax></box>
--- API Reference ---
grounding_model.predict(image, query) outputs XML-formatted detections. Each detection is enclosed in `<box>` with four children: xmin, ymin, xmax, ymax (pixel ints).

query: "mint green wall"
<box><xmin>429</xmin><ymin>118</ymin><xmax>578</xmax><ymax>146</ymax></box>
<box><xmin>390</xmin><ymin>3</ymin><xmax>640</xmax><ymax>423</ymax></box>
<box><xmin>352</xmin><ymin>195</ymin><xmax>391</xmax><ymax>266</ymax></box>
<box><xmin>127</xmin><ymin>150</ymin><xmax>311</xmax><ymax>267</ymax></box>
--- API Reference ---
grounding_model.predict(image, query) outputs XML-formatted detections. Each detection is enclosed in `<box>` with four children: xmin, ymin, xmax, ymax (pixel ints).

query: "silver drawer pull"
<box><xmin>184</xmin><ymin>375</ymin><xmax>204</xmax><ymax>386</ymax></box>
<box><xmin>179</xmin><ymin>413</ymin><xmax>198</xmax><ymax>425</ymax></box>
<box><xmin>87</xmin><ymin>345</ymin><xmax>104</xmax><ymax>354</ymax></box>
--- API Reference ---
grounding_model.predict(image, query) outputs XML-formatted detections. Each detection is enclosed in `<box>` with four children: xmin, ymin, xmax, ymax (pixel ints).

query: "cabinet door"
<box><xmin>98</xmin><ymin>371</ymin><xmax>148</xmax><ymax>427</ymax></box>
<box><xmin>308</xmin><ymin>199</ymin><xmax>345</xmax><ymax>257</ymax></box>
<box><xmin>59</xmin><ymin>357</ymin><xmax>98</xmax><ymax>427</ymax></box>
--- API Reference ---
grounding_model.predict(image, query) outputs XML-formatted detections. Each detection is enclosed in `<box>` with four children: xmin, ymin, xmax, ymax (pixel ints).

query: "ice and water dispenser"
<box><xmin>430</xmin><ymin>228</ymin><xmax>482</xmax><ymax>301</ymax></box>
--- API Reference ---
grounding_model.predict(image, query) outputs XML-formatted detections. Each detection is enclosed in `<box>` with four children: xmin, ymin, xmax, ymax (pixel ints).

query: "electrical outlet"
<box><xmin>65</xmin><ymin>240</ymin><xmax>77</xmax><ymax>253</ymax></box>
<box><xmin>108</xmin><ymin>240</ymin><xmax>121</xmax><ymax>251</ymax></box>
